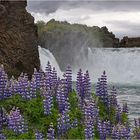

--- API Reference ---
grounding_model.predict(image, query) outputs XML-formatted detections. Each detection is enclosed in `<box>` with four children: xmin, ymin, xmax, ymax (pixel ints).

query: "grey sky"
<box><xmin>27</xmin><ymin>1</ymin><xmax>140</xmax><ymax>38</ymax></box>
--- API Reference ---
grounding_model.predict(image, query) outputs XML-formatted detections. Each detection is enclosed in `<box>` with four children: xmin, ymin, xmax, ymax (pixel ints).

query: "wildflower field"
<box><xmin>0</xmin><ymin>62</ymin><xmax>139</xmax><ymax>139</ymax></box>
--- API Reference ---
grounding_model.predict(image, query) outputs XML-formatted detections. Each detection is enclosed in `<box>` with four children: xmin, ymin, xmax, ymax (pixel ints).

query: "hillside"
<box><xmin>37</xmin><ymin>19</ymin><xmax>119</xmax><ymax>71</ymax></box>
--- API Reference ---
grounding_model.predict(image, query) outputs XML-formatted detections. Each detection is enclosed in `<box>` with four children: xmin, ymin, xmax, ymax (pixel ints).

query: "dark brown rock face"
<box><xmin>0</xmin><ymin>0</ymin><xmax>40</xmax><ymax>77</ymax></box>
<box><xmin>120</xmin><ymin>36</ymin><xmax>140</xmax><ymax>47</ymax></box>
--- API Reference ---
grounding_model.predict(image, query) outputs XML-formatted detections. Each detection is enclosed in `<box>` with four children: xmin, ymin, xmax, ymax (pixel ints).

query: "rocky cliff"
<box><xmin>38</xmin><ymin>19</ymin><xmax>119</xmax><ymax>70</ymax></box>
<box><xmin>0</xmin><ymin>0</ymin><xmax>40</xmax><ymax>78</ymax></box>
<box><xmin>120</xmin><ymin>36</ymin><xmax>140</xmax><ymax>47</ymax></box>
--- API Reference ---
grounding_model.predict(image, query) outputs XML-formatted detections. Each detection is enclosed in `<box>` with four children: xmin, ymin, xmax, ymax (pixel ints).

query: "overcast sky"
<box><xmin>27</xmin><ymin>1</ymin><xmax>140</xmax><ymax>38</ymax></box>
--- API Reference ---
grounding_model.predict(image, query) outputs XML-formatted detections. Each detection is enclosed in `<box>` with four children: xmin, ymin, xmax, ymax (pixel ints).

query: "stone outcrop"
<box><xmin>0</xmin><ymin>0</ymin><xmax>40</xmax><ymax>78</ymax></box>
<box><xmin>119</xmin><ymin>36</ymin><xmax>140</xmax><ymax>47</ymax></box>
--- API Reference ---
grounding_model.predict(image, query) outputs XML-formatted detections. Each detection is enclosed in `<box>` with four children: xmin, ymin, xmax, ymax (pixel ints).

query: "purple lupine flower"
<box><xmin>16</xmin><ymin>77</ymin><xmax>24</xmax><ymax>96</ymax></box>
<box><xmin>122</xmin><ymin>103</ymin><xmax>128</xmax><ymax>114</ymax></box>
<box><xmin>106</xmin><ymin>121</ymin><xmax>112</xmax><ymax>136</ymax></box>
<box><xmin>61</xmin><ymin>74</ymin><xmax>69</xmax><ymax>97</ymax></box>
<box><xmin>83</xmin><ymin>70</ymin><xmax>91</xmax><ymax>99</ymax></box>
<box><xmin>8</xmin><ymin>107</ymin><xmax>21</xmax><ymax>133</ymax></box>
<box><xmin>56</xmin><ymin>84</ymin><xmax>65</xmax><ymax>112</ymax></box>
<box><xmin>10</xmin><ymin>79</ymin><xmax>18</xmax><ymax>94</ymax></box>
<box><xmin>134</xmin><ymin>118</ymin><xmax>140</xmax><ymax>139</ymax></box>
<box><xmin>33</xmin><ymin>68</ymin><xmax>42</xmax><ymax>89</ymax></box>
<box><xmin>0</xmin><ymin>65</ymin><xmax>8</xmax><ymax>100</ymax></box>
<box><xmin>0</xmin><ymin>133</ymin><xmax>6</xmax><ymax>140</ymax></box>
<box><xmin>57</xmin><ymin>110</ymin><xmax>70</xmax><ymax>137</ymax></box>
<box><xmin>65</xmin><ymin>65</ymin><xmax>72</xmax><ymax>93</ymax></box>
<box><xmin>57</xmin><ymin>114</ymin><xmax>66</xmax><ymax>137</ymax></box>
<box><xmin>71</xmin><ymin>118</ymin><xmax>78</xmax><ymax>128</ymax></box>
<box><xmin>47</xmin><ymin>123</ymin><xmax>55</xmax><ymax>140</ymax></box>
<box><xmin>116</xmin><ymin>105</ymin><xmax>122</xmax><ymax>123</ymax></box>
<box><xmin>111</xmin><ymin>123</ymin><xmax>130</xmax><ymax>140</ymax></box>
<box><xmin>96</xmin><ymin>78</ymin><xmax>101</xmax><ymax>97</ymax></box>
<box><xmin>109</xmin><ymin>86</ymin><xmax>118</xmax><ymax>107</ymax></box>
<box><xmin>45</xmin><ymin>61</ymin><xmax>52</xmax><ymax>90</ymax></box>
<box><xmin>51</xmin><ymin>67</ymin><xmax>58</xmax><ymax>90</ymax></box>
<box><xmin>20</xmin><ymin>76</ymin><xmax>30</xmax><ymax>100</ymax></box>
<box><xmin>83</xmin><ymin>98</ymin><xmax>99</xmax><ymax>125</ymax></box>
<box><xmin>120</xmin><ymin>126</ymin><xmax>130</xmax><ymax>139</ymax></box>
<box><xmin>83</xmin><ymin>98</ymin><xmax>98</xmax><ymax>140</ymax></box>
<box><xmin>8</xmin><ymin>107</ymin><xmax>28</xmax><ymax>134</ymax></box>
<box><xmin>40</xmin><ymin>75</ymin><xmax>46</xmax><ymax>88</ymax></box>
<box><xmin>43</xmin><ymin>90</ymin><xmax>53</xmax><ymax>115</ymax></box>
<box><xmin>84</xmin><ymin>117</ymin><xmax>94</xmax><ymax>140</ymax></box>
<box><xmin>76</xmin><ymin>69</ymin><xmax>84</xmax><ymax>99</ymax></box>
<box><xmin>96</xmin><ymin>71</ymin><xmax>109</xmax><ymax>105</ymax></box>
<box><xmin>111</xmin><ymin>125</ymin><xmax>119</xmax><ymax>140</ymax></box>
<box><xmin>134</xmin><ymin>118</ymin><xmax>140</xmax><ymax>129</ymax></box>
<box><xmin>97</xmin><ymin>120</ymin><xmax>107</xmax><ymax>140</ymax></box>
<box><xmin>56</xmin><ymin>82</ymin><xmax>70</xmax><ymax>113</ymax></box>
<box><xmin>40</xmin><ymin>87</ymin><xmax>47</xmax><ymax>98</ymax></box>
<box><xmin>0</xmin><ymin>107</ymin><xmax>7</xmax><ymax>131</ymax></box>
<box><xmin>0</xmin><ymin>109</ymin><xmax>3</xmax><ymax>132</ymax></box>
<box><xmin>35</xmin><ymin>130</ymin><xmax>44</xmax><ymax>140</ymax></box>
<box><xmin>102</xmin><ymin>121</ymin><xmax>107</xmax><ymax>139</ymax></box>
<box><xmin>18</xmin><ymin>116</ymin><xmax>28</xmax><ymax>134</ymax></box>
<box><xmin>76</xmin><ymin>70</ymin><xmax>91</xmax><ymax>100</ymax></box>
<box><xmin>29</xmin><ymin>77</ymin><xmax>37</xmax><ymax>99</ymax></box>
<box><xmin>63</xmin><ymin>110</ymin><xmax>71</xmax><ymax>131</ymax></box>
<box><xmin>3</xmin><ymin>82</ymin><xmax>12</xmax><ymax>99</ymax></box>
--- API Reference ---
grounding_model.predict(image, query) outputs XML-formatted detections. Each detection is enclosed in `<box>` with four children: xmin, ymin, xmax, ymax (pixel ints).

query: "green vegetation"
<box><xmin>0</xmin><ymin>90</ymin><xmax>129</xmax><ymax>139</ymax></box>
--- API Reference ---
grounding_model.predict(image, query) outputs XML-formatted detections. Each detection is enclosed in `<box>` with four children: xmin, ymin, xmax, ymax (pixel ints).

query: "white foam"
<box><xmin>73</xmin><ymin>47</ymin><xmax>140</xmax><ymax>85</ymax></box>
<box><xmin>39</xmin><ymin>46</ymin><xmax>140</xmax><ymax>85</ymax></box>
<box><xmin>38</xmin><ymin>46</ymin><xmax>62</xmax><ymax>77</ymax></box>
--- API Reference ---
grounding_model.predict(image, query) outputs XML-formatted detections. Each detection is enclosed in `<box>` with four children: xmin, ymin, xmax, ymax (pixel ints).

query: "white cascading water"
<box><xmin>39</xmin><ymin>46</ymin><xmax>140</xmax><ymax>85</ymax></box>
<box><xmin>77</xmin><ymin>47</ymin><xmax>140</xmax><ymax>85</ymax></box>
<box><xmin>38</xmin><ymin>46</ymin><xmax>62</xmax><ymax>77</ymax></box>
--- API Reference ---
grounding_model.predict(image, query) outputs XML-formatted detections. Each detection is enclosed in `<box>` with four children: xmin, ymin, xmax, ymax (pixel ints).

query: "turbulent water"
<box><xmin>38</xmin><ymin>46</ymin><xmax>140</xmax><ymax>124</ymax></box>
<box><xmin>117</xmin><ymin>85</ymin><xmax>140</xmax><ymax>123</ymax></box>
<box><xmin>73</xmin><ymin>47</ymin><xmax>140</xmax><ymax>85</ymax></box>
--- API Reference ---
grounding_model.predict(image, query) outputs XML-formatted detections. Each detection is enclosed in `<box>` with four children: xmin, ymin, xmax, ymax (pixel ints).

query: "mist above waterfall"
<box><xmin>39</xmin><ymin>46</ymin><xmax>140</xmax><ymax>85</ymax></box>
<box><xmin>37</xmin><ymin>20</ymin><xmax>119</xmax><ymax>71</ymax></box>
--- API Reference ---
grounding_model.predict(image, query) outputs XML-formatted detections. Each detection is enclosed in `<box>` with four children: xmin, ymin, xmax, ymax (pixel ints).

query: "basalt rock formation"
<box><xmin>120</xmin><ymin>36</ymin><xmax>140</xmax><ymax>47</ymax></box>
<box><xmin>0</xmin><ymin>0</ymin><xmax>40</xmax><ymax>78</ymax></box>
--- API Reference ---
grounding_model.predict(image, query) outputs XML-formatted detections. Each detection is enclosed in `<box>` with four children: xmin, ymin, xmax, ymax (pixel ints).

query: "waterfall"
<box><xmin>38</xmin><ymin>46</ymin><xmax>62</xmax><ymax>77</ymax></box>
<box><xmin>87</xmin><ymin>48</ymin><xmax>140</xmax><ymax>85</ymax></box>
<box><xmin>38</xmin><ymin>46</ymin><xmax>140</xmax><ymax>122</ymax></box>
<box><xmin>39</xmin><ymin>46</ymin><xmax>140</xmax><ymax>85</ymax></box>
